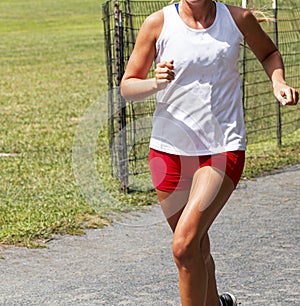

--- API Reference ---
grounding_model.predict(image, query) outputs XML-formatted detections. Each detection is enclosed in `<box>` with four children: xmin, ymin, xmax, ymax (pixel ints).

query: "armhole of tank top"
<box><xmin>222</xmin><ymin>3</ymin><xmax>244</xmax><ymax>40</ymax></box>
<box><xmin>155</xmin><ymin>7</ymin><xmax>169</xmax><ymax>55</ymax></box>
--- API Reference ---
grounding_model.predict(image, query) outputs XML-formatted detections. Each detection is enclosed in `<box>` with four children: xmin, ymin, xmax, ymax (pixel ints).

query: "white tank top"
<box><xmin>150</xmin><ymin>1</ymin><xmax>246</xmax><ymax>155</ymax></box>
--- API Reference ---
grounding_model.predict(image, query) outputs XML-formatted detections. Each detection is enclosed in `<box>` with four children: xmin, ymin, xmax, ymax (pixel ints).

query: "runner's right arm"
<box><xmin>121</xmin><ymin>11</ymin><xmax>175</xmax><ymax>101</ymax></box>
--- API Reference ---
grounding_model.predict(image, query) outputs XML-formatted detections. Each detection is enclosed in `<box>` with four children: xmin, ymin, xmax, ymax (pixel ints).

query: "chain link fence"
<box><xmin>102</xmin><ymin>0</ymin><xmax>299</xmax><ymax>192</ymax></box>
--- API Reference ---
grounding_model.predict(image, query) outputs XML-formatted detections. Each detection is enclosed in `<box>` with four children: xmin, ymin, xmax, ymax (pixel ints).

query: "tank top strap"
<box><xmin>175</xmin><ymin>3</ymin><xmax>179</xmax><ymax>13</ymax></box>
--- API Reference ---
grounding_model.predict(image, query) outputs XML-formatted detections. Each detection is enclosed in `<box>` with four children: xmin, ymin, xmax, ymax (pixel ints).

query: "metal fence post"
<box><xmin>241</xmin><ymin>0</ymin><xmax>247</xmax><ymax>111</ymax></box>
<box><xmin>273</xmin><ymin>0</ymin><xmax>282</xmax><ymax>146</ymax></box>
<box><xmin>103</xmin><ymin>2</ymin><xmax>116</xmax><ymax>178</ymax></box>
<box><xmin>125</xmin><ymin>0</ymin><xmax>136</xmax><ymax>49</ymax></box>
<box><xmin>114</xmin><ymin>0</ymin><xmax>129</xmax><ymax>192</ymax></box>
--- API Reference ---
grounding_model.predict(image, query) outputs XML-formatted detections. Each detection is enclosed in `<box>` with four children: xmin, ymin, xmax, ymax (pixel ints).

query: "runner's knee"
<box><xmin>172</xmin><ymin>235</ymin><xmax>200</xmax><ymax>268</ymax></box>
<box><xmin>172</xmin><ymin>230</ymin><xmax>209</xmax><ymax>267</ymax></box>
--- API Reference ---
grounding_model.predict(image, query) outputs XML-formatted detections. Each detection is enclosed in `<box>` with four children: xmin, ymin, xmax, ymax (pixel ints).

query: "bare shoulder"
<box><xmin>139</xmin><ymin>9</ymin><xmax>164</xmax><ymax>41</ymax></box>
<box><xmin>144</xmin><ymin>9</ymin><xmax>164</xmax><ymax>26</ymax></box>
<box><xmin>122</xmin><ymin>9</ymin><xmax>164</xmax><ymax>80</ymax></box>
<box><xmin>225</xmin><ymin>4</ymin><xmax>259</xmax><ymax>37</ymax></box>
<box><xmin>225</xmin><ymin>4</ymin><xmax>255</xmax><ymax>22</ymax></box>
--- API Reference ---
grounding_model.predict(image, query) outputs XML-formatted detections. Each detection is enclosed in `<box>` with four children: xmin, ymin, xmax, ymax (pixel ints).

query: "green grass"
<box><xmin>244</xmin><ymin>129</ymin><xmax>300</xmax><ymax>178</ymax></box>
<box><xmin>0</xmin><ymin>0</ymin><xmax>111</xmax><ymax>247</ymax></box>
<box><xmin>0</xmin><ymin>0</ymin><xmax>299</xmax><ymax>248</ymax></box>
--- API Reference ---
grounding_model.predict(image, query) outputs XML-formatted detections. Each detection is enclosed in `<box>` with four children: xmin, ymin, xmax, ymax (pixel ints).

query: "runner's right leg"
<box><xmin>157</xmin><ymin>189</ymin><xmax>219</xmax><ymax>306</ymax></box>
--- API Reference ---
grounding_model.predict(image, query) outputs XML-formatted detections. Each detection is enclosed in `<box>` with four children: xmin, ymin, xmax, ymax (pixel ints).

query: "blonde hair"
<box><xmin>251</xmin><ymin>9</ymin><xmax>275</xmax><ymax>23</ymax></box>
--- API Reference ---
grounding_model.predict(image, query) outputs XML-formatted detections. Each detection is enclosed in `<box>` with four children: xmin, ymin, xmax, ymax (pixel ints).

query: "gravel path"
<box><xmin>0</xmin><ymin>164</ymin><xmax>299</xmax><ymax>306</ymax></box>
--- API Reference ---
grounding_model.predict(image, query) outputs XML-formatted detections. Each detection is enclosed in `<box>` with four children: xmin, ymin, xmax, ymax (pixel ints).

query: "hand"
<box><xmin>273</xmin><ymin>81</ymin><xmax>299</xmax><ymax>106</ymax></box>
<box><xmin>154</xmin><ymin>60</ymin><xmax>175</xmax><ymax>90</ymax></box>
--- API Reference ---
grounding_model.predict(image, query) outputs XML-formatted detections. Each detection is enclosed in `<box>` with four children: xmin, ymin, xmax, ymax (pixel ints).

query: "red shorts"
<box><xmin>148</xmin><ymin>149</ymin><xmax>245</xmax><ymax>192</ymax></box>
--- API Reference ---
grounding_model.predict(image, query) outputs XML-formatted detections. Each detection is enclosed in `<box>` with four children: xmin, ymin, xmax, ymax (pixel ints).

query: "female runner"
<box><xmin>121</xmin><ymin>1</ymin><xmax>298</xmax><ymax>305</ymax></box>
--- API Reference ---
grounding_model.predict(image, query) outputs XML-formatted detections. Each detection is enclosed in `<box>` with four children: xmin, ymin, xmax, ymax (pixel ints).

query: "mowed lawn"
<box><xmin>0</xmin><ymin>0</ymin><xmax>117</xmax><ymax>247</ymax></box>
<box><xmin>0</xmin><ymin>0</ymin><xmax>299</xmax><ymax>247</ymax></box>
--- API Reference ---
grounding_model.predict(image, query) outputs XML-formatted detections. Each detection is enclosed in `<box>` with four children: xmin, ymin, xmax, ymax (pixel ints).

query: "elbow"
<box><xmin>120</xmin><ymin>79</ymin><xmax>130</xmax><ymax>101</ymax></box>
<box><xmin>260</xmin><ymin>49</ymin><xmax>280</xmax><ymax>65</ymax></box>
<box><xmin>120</xmin><ymin>75</ymin><xmax>137</xmax><ymax>101</ymax></box>
<box><xmin>120</xmin><ymin>82</ymin><xmax>125</xmax><ymax>99</ymax></box>
<box><xmin>120</xmin><ymin>77</ymin><xmax>157</xmax><ymax>101</ymax></box>
<box><xmin>120</xmin><ymin>78</ymin><xmax>143</xmax><ymax>101</ymax></box>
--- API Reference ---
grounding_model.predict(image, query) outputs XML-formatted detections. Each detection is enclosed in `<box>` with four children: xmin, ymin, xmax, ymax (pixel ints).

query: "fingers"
<box><xmin>276</xmin><ymin>86</ymin><xmax>299</xmax><ymax>106</ymax></box>
<box><xmin>155</xmin><ymin>60</ymin><xmax>175</xmax><ymax>90</ymax></box>
<box><xmin>155</xmin><ymin>60</ymin><xmax>175</xmax><ymax>80</ymax></box>
<box><xmin>156</xmin><ymin>59</ymin><xmax>174</xmax><ymax>70</ymax></box>
<box><xmin>293</xmin><ymin>88</ymin><xmax>299</xmax><ymax>105</ymax></box>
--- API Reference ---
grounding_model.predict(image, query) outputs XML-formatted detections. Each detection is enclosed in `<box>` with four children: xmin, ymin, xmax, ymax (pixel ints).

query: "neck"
<box><xmin>179</xmin><ymin>0</ymin><xmax>216</xmax><ymax>29</ymax></box>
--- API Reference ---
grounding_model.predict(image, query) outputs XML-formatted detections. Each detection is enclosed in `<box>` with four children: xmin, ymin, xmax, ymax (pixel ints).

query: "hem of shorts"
<box><xmin>149</xmin><ymin>143</ymin><xmax>246</xmax><ymax>156</ymax></box>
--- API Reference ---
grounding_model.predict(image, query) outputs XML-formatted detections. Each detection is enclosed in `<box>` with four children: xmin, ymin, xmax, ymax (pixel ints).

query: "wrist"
<box><xmin>151</xmin><ymin>77</ymin><xmax>159</xmax><ymax>91</ymax></box>
<box><xmin>272</xmin><ymin>79</ymin><xmax>287</xmax><ymax>89</ymax></box>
